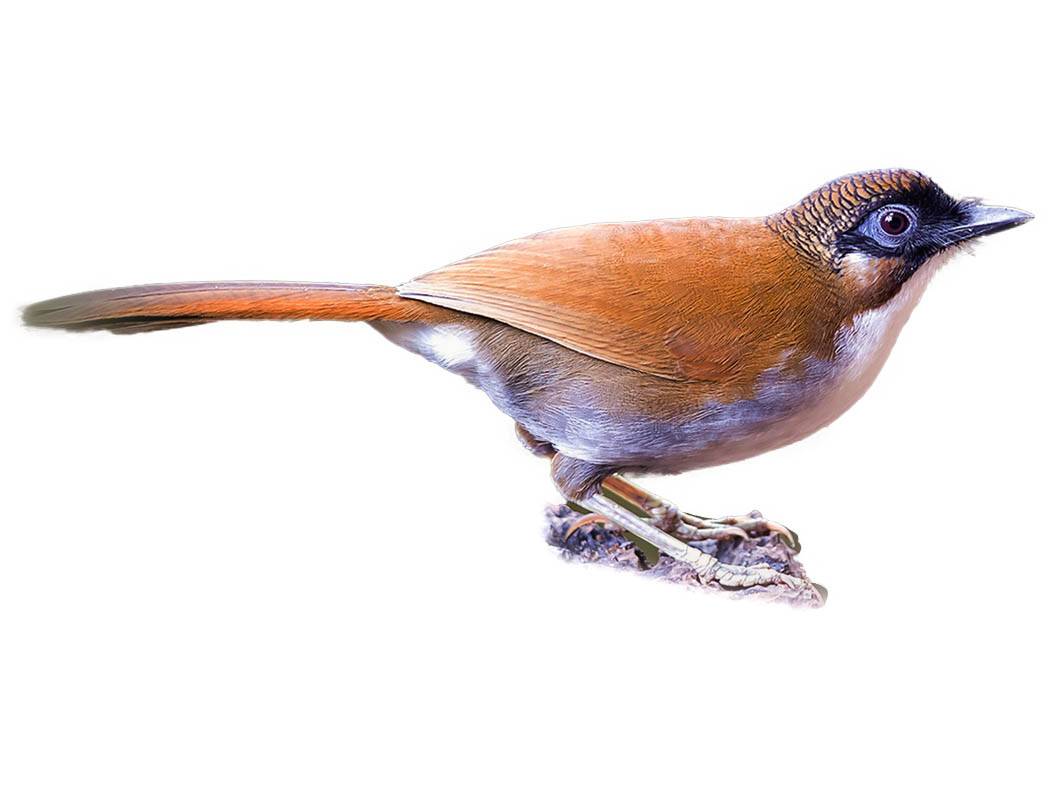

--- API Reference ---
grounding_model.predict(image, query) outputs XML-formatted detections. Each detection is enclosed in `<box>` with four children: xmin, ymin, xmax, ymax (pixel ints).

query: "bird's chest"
<box><xmin>662</xmin><ymin>267</ymin><xmax>932</xmax><ymax>469</ymax></box>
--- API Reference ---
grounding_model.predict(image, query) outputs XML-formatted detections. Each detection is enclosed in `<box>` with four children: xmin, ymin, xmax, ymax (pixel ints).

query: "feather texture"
<box><xmin>23</xmin><ymin>281</ymin><xmax>450</xmax><ymax>333</ymax></box>
<box><xmin>400</xmin><ymin>218</ymin><xmax>845</xmax><ymax>386</ymax></box>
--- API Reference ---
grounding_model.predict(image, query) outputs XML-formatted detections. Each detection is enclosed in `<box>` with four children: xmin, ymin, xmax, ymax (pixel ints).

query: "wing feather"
<box><xmin>399</xmin><ymin>218</ymin><xmax>796</xmax><ymax>382</ymax></box>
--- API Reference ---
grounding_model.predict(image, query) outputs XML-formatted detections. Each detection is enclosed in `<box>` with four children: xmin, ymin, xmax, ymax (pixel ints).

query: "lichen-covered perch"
<box><xmin>545</xmin><ymin>504</ymin><xmax>826</xmax><ymax>607</ymax></box>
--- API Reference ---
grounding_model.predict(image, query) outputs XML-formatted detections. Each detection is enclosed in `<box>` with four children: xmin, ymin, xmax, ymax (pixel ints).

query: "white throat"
<box><xmin>833</xmin><ymin>248</ymin><xmax>956</xmax><ymax>391</ymax></box>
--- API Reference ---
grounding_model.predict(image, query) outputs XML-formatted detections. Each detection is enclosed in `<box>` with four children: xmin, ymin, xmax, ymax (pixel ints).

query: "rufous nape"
<box><xmin>24</xmin><ymin>170</ymin><xmax>1032</xmax><ymax>592</ymax></box>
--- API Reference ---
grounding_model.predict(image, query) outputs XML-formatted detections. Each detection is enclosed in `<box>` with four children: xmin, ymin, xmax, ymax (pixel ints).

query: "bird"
<box><xmin>23</xmin><ymin>169</ymin><xmax>1032</xmax><ymax>592</ymax></box>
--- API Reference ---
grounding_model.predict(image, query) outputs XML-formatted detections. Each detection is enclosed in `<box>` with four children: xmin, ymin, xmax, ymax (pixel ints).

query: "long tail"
<box><xmin>22</xmin><ymin>281</ymin><xmax>450</xmax><ymax>334</ymax></box>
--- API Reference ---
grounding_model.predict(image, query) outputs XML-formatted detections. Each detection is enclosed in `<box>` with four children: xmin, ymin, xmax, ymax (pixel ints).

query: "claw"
<box><xmin>563</xmin><ymin>513</ymin><xmax>611</xmax><ymax>541</ymax></box>
<box><xmin>740</xmin><ymin>518</ymin><xmax>799</xmax><ymax>550</ymax></box>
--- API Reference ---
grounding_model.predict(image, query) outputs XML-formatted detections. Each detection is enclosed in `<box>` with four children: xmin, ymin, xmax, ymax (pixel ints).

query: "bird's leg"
<box><xmin>602</xmin><ymin>475</ymin><xmax>798</xmax><ymax>548</ymax></box>
<box><xmin>602</xmin><ymin>475</ymin><xmax>745</xmax><ymax>539</ymax></box>
<box><xmin>578</xmin><ymin>494</ymin><xmax>810</xmax><ymax>592</ymax></box>
<box><xmin>601</xmin><ymin>475</ymin><xmax>674</xmax><ymax>519</ymax></box>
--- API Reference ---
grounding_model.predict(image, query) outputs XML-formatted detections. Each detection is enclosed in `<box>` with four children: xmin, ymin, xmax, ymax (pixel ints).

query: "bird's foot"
<box><xmin>681</xmin><ymin>545</ymin><xmax>809</xmax><ymax>591</ymax></box>
<box><xmin>572</xmin><ymin>494</ymin><xmax>821</xmax><ymax>603</ymax></box>
<box><xmin>647</xmin><ymin>503</ymin><xmax>749</xmax><ymax>541</ymax></box>
<box><xmin>678</xmin><ymin>510</ymin><xmax>800</xmax><ymax>553</ymax></box>
<box><xmin>601</xmin><ymin>476</ymin><xmax>798</xmax><ymax>551</ymax></box>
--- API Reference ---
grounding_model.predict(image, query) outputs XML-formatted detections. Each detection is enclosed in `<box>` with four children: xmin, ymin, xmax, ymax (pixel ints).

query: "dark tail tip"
<box><xmin>22</xmin><ymin>296</ymin><xmax>81</xmax><ymax>330</ymax></box>
<box><xmin>22</xmin><ymin>290</ymin><xmax>209</xmax><ymax>334</ymax></box>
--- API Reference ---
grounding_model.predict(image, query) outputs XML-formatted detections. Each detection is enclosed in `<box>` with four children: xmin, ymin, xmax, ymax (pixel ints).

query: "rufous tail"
<box><xmin>22</xmin><ymin>281</ymin><xmax>452</xmax><ymax>334</ymax></box>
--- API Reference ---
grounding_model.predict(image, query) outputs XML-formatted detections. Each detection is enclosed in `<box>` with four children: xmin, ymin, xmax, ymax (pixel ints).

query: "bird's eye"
<box><xmin>880</xmin><ymin>209</ymin><xmax>911</xmax><ymax>236</ymax></box>
<box><xmin>860</xmin><ymin>204</ymin><xmax>917</xmax><ymax>248</ymax></box>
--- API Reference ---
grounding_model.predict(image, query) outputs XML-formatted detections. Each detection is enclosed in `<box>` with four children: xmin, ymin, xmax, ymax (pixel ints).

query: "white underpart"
<box><xmin>423</xmin><ymin>326</ymin><xmax>477</xmax><ymax>367</ymax></box>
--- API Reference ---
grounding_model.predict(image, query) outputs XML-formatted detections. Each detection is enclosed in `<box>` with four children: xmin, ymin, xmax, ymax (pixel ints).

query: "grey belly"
<box><xmin>370</xmin><ymin>317</ymin><xmax>835</xmax><ymax>473</ymax></box>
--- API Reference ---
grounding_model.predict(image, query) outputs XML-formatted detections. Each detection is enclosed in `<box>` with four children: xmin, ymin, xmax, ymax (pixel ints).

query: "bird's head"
<box><xmin>766</xmin><ymin>169</ymin><xmax>1033</xmax><ymax>310</ymax></box>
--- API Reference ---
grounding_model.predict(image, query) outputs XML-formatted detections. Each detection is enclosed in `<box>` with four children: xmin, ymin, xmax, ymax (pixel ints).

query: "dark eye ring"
<box><xmin>879</xmin><ymin>208</ymin><xmax>912</xmax><ymax>236</ymax></box>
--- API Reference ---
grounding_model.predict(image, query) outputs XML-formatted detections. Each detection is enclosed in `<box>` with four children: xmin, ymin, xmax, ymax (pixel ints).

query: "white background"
<box><xmin>2</xmin><ymin>1</ymin><xmax>1052</xmax><ymax>788</ymax></box>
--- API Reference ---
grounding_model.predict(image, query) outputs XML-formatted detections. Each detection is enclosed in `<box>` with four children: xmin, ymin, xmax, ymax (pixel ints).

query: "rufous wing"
<box><xmin>398</xmin><ymin>218</ymin><xmax>797</xmax><ymax>382</ymax></box>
